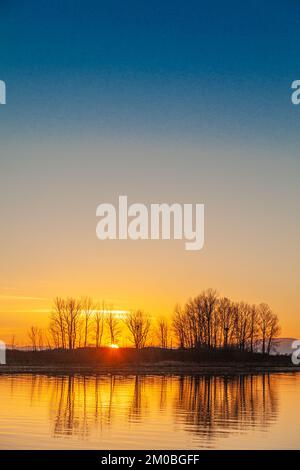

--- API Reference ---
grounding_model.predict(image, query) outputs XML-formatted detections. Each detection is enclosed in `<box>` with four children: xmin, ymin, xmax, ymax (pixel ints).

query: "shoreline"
<box><xmin>1</xmin><ymin>363</ymin><xmax>299</xmax><ymax>376</ymax></box>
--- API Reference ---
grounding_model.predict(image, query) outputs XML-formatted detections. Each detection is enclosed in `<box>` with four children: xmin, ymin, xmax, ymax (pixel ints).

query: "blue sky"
<box><xmin>0</xmin><ymin>0</ymin><xmax>299</xmax><ymax>142</ymax></box>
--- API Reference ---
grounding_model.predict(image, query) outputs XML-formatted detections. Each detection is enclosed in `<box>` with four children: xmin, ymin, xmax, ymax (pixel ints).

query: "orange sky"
<box><xmin>0</xmin><ymin>235</ymin><xmax>299</xmax><ymax>344</ymax></box>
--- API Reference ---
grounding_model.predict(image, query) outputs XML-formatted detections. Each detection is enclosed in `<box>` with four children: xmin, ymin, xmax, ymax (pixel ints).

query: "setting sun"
<box><xmin>109</xmin><ymin>344</ymin><xmax>119</xmax><ymax>349</ymax></box>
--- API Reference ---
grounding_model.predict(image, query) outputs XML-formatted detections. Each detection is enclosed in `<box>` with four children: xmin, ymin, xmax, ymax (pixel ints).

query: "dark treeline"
<box><xmin>7</xmin><ymin>346</ymin><xmax>291</xmax><ymax>368</ymax></box>
<box><xmin>25</xmin><ymin>288</ymin><xmax>281</xmax><ymax>356</ymax></box>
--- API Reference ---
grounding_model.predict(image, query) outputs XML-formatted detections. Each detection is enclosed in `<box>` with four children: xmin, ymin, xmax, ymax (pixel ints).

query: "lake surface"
<box><xmin>0</xmin><ymin>372</ymin><xmax>299</xmax><ymax>449</ymax></box>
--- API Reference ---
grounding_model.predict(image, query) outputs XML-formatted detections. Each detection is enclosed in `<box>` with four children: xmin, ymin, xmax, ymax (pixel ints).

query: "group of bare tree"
<box><xmin>26</xmin><ymin>290</ymin><xmax>281</xmax><ymax>354</ymax></box>
<box><xmin>47</xmin><ymin>297</ymin><xmax>110</xmax><ymax>349</ymax></box>
<box><xmin>49</xmin><ymin>297</ymin><xmax>83</xmax><ymax>349</ymax></box>
<box><xmin>172</xmin><ymin>289</ymin><xmax>281</xmax><ymax>354</ymax></box>
<box><xmin>43</xmin><ymin>297</ymin><xmax>153</xmax><ymax>350</ymax></box>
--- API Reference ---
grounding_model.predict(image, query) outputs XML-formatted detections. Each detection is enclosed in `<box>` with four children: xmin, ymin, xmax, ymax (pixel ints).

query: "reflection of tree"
<box><xmin>49</xmin><ymin>375</ymin><xmax>118</xmax><ymax>438</ymax></box>
<box><xmin>175</xmin><ymin>374</ymin><xmax>278</xmax><ymax>442</ymax></box>
<box><xmin>7</xmin><ymin>373</ymin><xmax>280</xmax><ymax>445</ymax></box>
<box><xmin>49</xmin><ymin>375</ymin><xmax>132</xmax><ymax>438</ymax></box>
<box><xmin>159</xmin><ymin>376</ymin><xmax>168</xmax><ymax>411</ymax></box>
<box><xmin>128</xmin><ymin>375</ymin><xmax>142</xmax><ymax>421</ymax></box>
<box><xmin>106</xmin><ymin>375</ymin><xmax>116</xmax><ymax>425</ymax></box>
<box><xmin>51</xmin><ymin>376</ymin><xmax>80</xmax><ymax>437</ymax></box>
<box><xmin>127</xmin><ymin>375</ymin><xmax>150</xmax><ymax>422</ymax></box>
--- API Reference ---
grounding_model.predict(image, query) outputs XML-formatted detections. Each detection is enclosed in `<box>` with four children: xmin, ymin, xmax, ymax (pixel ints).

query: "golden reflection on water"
<box><xmin>0</xmin><ymin>373</ymin><xmax>299</xmax><ymax>449</ymax></box>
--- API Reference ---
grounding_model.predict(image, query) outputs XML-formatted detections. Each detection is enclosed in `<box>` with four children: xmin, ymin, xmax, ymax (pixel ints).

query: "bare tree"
<box><xmin>200</xmin><ymin>289</ymin><xmax>218</xmax><ymax>349</ymax></box>
<box><xmin>106</xmin><ymin>308</ymin><xmax>120</xmax><ymax>345</ymax></box>
<box><xmin>63</xmin><ymin>298</ymin><xmax>82</xmax><ymax>350</ymax></box>
<box><xmin>157</xmin><ymin>318</ymin><xmax>169</xmax><ymax>348</ymax></box>
<box><xmin>185</xmin><ymin>300</ymin><xmax>200</xmax><ymax>348</ymax></box>
<box><xmin>49</xmin><ymin>297</ymin><xmax>82</xmax><ymax>350</ymax></box>
<box><xmin>124</xmin><ymin>310</ymin><xmax>151</xmax><ymax>349</ymax></box>
<box><xmin>267</xmin><ymin>312</ymin><xmax>281</xmax><ymax>354</ymax></box>
<box><xmin>49</xmin><ymin>321</ymin><xmax>60</xmax><ymax>348</ymax></box>
<box><xmin>249</xmin><ymin>304</ymin><xmax>259</xmax><ymax>353</ymax></box>
<box><xmin>94</xmin><ymin>303</ymin><xmax>105</xmax><ymax>348</ymax></box>
<box><xmin>184</xmin><ymin>289</ymin><xmax>218</xmax><ymax>349</ymax></box>
<box><xmin>218</xmin><ymin>297</ymin><xmax>235</xmax><ymax>349</ymax></box>
<box><xmin>257</xmin><ymin>303</ymin><xmax>272</xmax><ymax>354</ymax></box>
<box><xmin>82</xmin><ymin>297</ymin><xmax>94</xmax><ymax>347</ymax></box>
<box><xmin>172</xmin><ymin>305</ymin><xmax>187</xmax><ymax>348</ymax></box>
<box><xmin>234</xmin><ymin>302</ymin><xmax>252</xmax><ymax>351</ymax></box>
<box><xmin>49</xmin><ymin>297</ymin><xmax>67</xmax><ymax>349</ymax></box>
<box><xmin>28</xmin><ymin>326</ymin><xmax>39</xmax><ymax>351</ymax></box>
<box><xmin>257</xmin><ymin>303</ymin><xmax>280</xmax><ymax>355</ymax></box>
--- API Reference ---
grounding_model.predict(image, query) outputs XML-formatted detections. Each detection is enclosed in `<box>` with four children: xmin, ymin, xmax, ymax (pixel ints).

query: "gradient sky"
<box><xmin>0</xmin><ymin>0</ymin><xmax>299</xmax><ymax>343</ymax></box>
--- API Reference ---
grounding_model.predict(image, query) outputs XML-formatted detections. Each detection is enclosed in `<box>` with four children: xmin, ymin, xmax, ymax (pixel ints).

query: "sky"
<box><xmin>0</xmin><ymin>0</ymin><xmax>299</xmax><ymax>343</ymax></box>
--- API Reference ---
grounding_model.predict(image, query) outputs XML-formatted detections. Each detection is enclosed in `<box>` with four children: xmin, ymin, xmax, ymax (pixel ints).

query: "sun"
<box><xmin>110</xmin><ymin>344</ymin><xmax>119</xmax><ymax>349</ymax></box>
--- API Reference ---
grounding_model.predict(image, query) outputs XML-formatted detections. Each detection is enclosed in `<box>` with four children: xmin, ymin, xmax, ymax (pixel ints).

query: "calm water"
<box><xmin>0</xmin><ymin>373</ymin><xmax>299</xmax><ymax>449</ymax></box>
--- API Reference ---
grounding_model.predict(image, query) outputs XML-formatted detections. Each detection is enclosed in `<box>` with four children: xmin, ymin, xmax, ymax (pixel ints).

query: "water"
<box><xmin>0</xmin><ymin>373</ymin><xmax>299</xmax><ymax>449</ymax></box>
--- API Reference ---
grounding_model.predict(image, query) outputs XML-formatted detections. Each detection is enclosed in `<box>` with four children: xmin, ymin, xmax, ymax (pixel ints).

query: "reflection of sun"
<box><xmin>110</xmin><ymin>344</ymin><xmax>119</xmax><ymax>349</ymax></box>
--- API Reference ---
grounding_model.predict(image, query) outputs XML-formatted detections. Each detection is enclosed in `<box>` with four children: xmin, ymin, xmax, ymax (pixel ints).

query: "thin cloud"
<box><xmin>0</xmin><ymin>295</ymin><xmax>49</xmax><ymax>301</ymax></box>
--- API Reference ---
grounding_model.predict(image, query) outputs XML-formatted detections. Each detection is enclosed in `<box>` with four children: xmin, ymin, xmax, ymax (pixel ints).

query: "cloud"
<box><xmin>0</xmin><ymin>295</ymin><xmax>49</xmax><ymax>301</ymax></box>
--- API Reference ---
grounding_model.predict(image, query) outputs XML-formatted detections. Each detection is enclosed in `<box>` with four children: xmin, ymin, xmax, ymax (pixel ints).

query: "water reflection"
<box><xmin>19</xmin><ymin>373</ymin><xmax>279</xmax><ymax>444</ymax></box>
<box><xmin>175</xmin><ymin>375</ymin><xmax>278</xmax><ymax>442</ymax></box>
